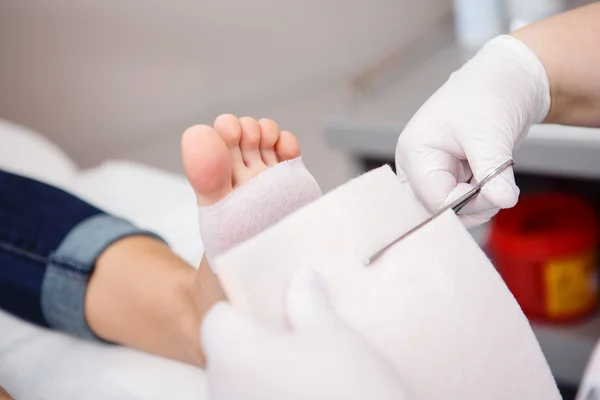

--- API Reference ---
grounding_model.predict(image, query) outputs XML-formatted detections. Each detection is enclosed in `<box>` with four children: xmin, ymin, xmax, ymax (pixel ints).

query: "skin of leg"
<box><xmin>85</xmin><ymin>236</ymin><xmax>225</xmax><ymax>367</ymax></box>
<box><xmin>0</xmin><ymin>385</ymin><xmax>13</xmax><ymax>399</ymax></box>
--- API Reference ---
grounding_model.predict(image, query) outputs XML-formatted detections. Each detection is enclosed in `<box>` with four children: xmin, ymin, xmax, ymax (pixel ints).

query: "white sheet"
<box><xmin>0</xmin><ymin>312</ymin><xmax>207</xmax><ymax>400</ymax></box>
<box><xmin>0</xmin><ymin>119</ymin><xmax>77</xmax><ymax>189</ymax></box>
<box><xmin>215</xmin><ymin>166</ymin><xmax>561</xmax><ymax>399</ymax></box>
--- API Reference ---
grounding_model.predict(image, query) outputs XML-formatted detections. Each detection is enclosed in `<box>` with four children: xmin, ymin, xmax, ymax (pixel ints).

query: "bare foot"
<box><xmin>181</xmin><ymin>114</ymin><xmax>318</xmax><ymax>366</ymax></box>
<box><xmin>181</xmin><ymin>114</ymin><xmax>301</xmax><ymax>207</ymax></box>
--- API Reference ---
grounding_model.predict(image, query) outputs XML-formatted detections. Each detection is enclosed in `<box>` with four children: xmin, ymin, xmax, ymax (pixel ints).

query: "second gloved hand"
<box><xmin>201</xmin><ymin>268</ymin><xmax>409</xmax><ymax>400</ymax></box>
<box><xmin>396</xmin><ymin>35</ymin><xmax>551</xmax><ymax>227</ymax></box>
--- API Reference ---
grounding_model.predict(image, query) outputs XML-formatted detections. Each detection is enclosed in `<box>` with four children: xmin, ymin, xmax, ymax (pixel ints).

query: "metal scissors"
<box><xmin>364</xmin><ymin>159</ymin><xmax>515</xmax><ymax>266</ymax></box>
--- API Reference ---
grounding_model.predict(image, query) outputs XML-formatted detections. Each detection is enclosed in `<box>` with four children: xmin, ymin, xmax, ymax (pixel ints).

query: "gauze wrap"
<box><xmin>198</xmin><ymin>156</ymin><xmax>321</xmax><ymax>268</ymax></box>
<box><xmin>213</xmin><ymin>166</ymin><xmax>560</xmax><ymax>400</ymax></box>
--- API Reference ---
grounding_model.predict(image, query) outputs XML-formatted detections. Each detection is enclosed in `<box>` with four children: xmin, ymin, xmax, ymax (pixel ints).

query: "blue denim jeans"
<box><xmin>0</xmin><ymin>169</ymin><xmax>164</xmax><ymax>341</ymax></box>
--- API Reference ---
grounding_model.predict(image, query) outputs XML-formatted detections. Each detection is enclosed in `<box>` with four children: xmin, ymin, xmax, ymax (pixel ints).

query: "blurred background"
<box><xmin>0</xmin><ymin>0</ymin><xmax>593</xmax><ymax>190</ymax></box>
<box><xmin>0</xmin><ymin>0</ymin><xmax>454</xmax><ymax>191</ymax></box>
<box><xmin>1</xmin><ymin>0</ymin><xmax>600</xmax><ymax>399</ymax></box>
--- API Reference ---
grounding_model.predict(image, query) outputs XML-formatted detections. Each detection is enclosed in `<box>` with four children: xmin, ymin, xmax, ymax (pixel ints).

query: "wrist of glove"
<box><xmin>396</xmin><ymin>34</ymin><xmax>551</xmax><ymax>227</ymax></box>
<box><xmin>201</xmin><ymin>268</ymin><xmax>409</xmax><ymax>400</ymax></box>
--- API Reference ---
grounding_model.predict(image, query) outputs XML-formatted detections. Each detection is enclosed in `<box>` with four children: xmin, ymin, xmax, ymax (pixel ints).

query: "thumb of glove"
<box><xmin>284</xmin><ymin>267</ymin><xmax>338</xmax><ymax>332</ymax></box>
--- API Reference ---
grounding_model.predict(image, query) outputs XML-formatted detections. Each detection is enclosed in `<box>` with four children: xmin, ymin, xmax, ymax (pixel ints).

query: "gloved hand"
<box><xmin>396</xmin><ymin>35</ymin><xmax>551</xmax><ymax>227</ymax></box>
<box><xmin>201</xmin><ymin>268</ymin><xmax>409</xmax><ymax>400</ymax></box>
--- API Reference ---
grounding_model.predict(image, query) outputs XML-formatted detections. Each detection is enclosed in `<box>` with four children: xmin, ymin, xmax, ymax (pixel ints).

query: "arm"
<box><xmin>513</xmin><ymin>2</ymin><xmax>600</xmax><ymax>126</ymax></box>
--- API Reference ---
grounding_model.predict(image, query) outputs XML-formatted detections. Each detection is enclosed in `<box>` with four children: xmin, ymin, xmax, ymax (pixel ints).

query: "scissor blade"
<box><xmin>363</xmin><ymin>216</ymin><xmax>433</xmax><ymax>265</ymax></box>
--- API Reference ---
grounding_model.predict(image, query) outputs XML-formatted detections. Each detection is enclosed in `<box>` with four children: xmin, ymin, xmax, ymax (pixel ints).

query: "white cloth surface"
<box><xmin>0</xmin><ymin>119</ymin><xmax>77</xmax><ymax>190</ymax></box>
<box><xmin>0</xmin><ymin>119</ymin><xmax>207</xmax><ymax>399</ymax></box>
<box><xmin>215</xmin><ymin>165</ymin><xmax>561</xmax><ymax>399</ymax></box>
<box><xmin>0</xmin><ymin>312</ymin><xmax>206</xmax><ymax>400</ymax></box>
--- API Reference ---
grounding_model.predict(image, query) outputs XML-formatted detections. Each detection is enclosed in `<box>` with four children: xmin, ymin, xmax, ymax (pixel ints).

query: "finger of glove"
<box><xmin>461</xmin><ymin>136</ymin><xmax>519</xmax><ymax>209</ymax></box>
<box><xmin>446</xmin><ymin>181</ymin><xmax>502</xmax><ymax>226</ymax></box>
<box><xmin>458</xmin><ymin>206</ymin><xmax>501</xmax><ymax>228</ymax></box>
<box><xmin>398</xmin><ymin>150</ymin><xmax>468</xmax><ymax>212</ymax></box>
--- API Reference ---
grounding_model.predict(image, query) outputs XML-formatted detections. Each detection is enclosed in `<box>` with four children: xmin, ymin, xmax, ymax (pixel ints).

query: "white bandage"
<box><xmin>214</xmin><ymin>166</ymin><xmax>560</xmax><ymax>400</ymax></box>
<box><xmin>199</xmin><ymin>157</ymin><xmax>321</xmax><ymax>269</ymax></box>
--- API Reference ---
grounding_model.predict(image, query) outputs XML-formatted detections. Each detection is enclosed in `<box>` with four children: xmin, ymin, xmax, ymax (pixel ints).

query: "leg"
<box><xmin>0</xmin><ymin>169</ymin><xmax>202</xmax><ymax>363</ymax></box>
<box><xmin>0</xmin><ymin>114</ymin><xmax>320</xmax><ymax>368</ymax></box>
<box><xmin>85</xmin><ymin>235</ymin><xmax>206</xmax><ymax>364</ymax></box>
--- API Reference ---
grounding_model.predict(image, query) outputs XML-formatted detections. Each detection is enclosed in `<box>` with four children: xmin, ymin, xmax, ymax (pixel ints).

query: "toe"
<box><xmin>214</xmin><ymin>114</ymin><xmax>241</xmax><ymax>148</ymax></box>
<box><xmin>258</xmin><ymin>118</ymin><xmax>280</xmax><ymax>166</ymax></box>
<box><xmin>276</xmin><ymin>131</ymin><xmax>301</xmax><ymax>161</ymax></box>
<box><xmin>181</xmin><ymin>125</ymin><xmax>233</xmax><ymax>207</ymax></box>
<box><xmin>239</xmin><ymin>117</ymin><xmax>265</xmax><ymax>169</ymax></box>
<box><xmin>214</xmin><ymin>114</ymin><xmax>245</xmax><ymax>163</ymax></box>
<box><xmin>214</xmin><ymin>114</ymin><xmax>247</xmax><ymax>185</ymax></box>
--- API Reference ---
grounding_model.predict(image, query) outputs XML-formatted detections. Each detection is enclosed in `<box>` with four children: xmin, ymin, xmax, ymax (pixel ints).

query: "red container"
<box><xmin>489</xmin><ymin>193</ymin><xmax>599</xmax><ymax>322</ymax></box>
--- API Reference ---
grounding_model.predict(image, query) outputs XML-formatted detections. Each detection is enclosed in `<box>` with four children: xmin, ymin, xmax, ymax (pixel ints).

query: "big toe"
<box><xmin>181</xmin><ymin>125</ymin><xmax>233</xmax><ymax>207</ymax></box>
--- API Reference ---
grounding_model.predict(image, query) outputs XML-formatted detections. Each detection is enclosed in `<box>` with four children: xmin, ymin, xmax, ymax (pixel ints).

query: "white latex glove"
<box><xmin>396</xmin><ymin>35</ymin><xmax>551</xmax><ymax>227</ymax></box>
<box><xmin>576</xmin><ymin>340</ymin><xmax>600</xmax><ymax>400</ymax></box>
<box><xmin>201</xmin><ymin>268</ymin><xmax>409</xmax><ymax>400</ymax></box>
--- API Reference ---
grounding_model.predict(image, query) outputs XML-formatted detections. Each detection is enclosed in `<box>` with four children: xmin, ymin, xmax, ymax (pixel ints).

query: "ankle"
<box><xmin>174</xmin><ymin>256</ymin><xmax>227</xmax><ymax>367</ymax></box>
<box><xmin>87</xmin><ymin>236</ymin><xmax>208</xmax><ymax>365</ymax></box>
<box><xmin>174</xmin><ymin>272</ymin><xmax>206</xmax><ymax>366</ymax></box>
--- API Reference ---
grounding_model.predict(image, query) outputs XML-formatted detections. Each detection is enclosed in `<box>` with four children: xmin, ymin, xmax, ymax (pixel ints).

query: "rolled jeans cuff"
<box><xmin>40</xmin><ymin>213</ymin><xmax>166</xmax><ymax>342</ymax></box>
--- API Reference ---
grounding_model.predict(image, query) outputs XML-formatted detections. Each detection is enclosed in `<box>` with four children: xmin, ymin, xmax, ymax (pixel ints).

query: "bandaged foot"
<box><xmin>181</xmin><ymin>114</ymin><xmax>322</xmax><ymax>268</ymax></box>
